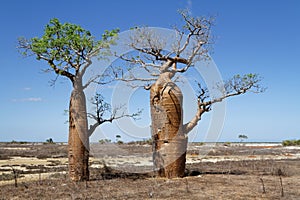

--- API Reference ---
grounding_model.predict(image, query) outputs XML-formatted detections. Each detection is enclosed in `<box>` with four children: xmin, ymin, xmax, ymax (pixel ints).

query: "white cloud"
<box><xmin>25</xmin><ymin>97</ymin><xmax>42</xmax><ymax>102</ymax></box>
<box><xmin>23</xmin><ymin>87</ymin><xmax>31</xmax><ymax>91</ymax></box>
<box><xmin>12</xmin><ymin>97</ymin><xmax>42</xmax><ymax>102</ymax></box>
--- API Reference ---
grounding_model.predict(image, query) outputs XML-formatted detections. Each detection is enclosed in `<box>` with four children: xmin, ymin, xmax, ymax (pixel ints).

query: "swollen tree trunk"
<box><xmin>150</xmin><ymin>72</ymin><xmax>187</xmax><ymax>178</ymax></box>
<box><xmin>68</xmin><ymin>82</ymin><xmax>89</xmax><ymax>181</ymax></box>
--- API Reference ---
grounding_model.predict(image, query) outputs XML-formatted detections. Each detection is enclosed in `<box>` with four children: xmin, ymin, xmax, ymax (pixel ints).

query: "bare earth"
<box><xmin>0</xmin><ymin>142</ymin><xmax>299</xmax><ymax>199</ymax></box>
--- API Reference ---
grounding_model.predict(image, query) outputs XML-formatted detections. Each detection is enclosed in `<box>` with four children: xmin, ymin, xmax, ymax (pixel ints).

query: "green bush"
<box><xmin>99</xmin><ymin>139</ymin><xmax>111</xmax><ymax>144</ymax></box>
<box><xmin>44</xmin><ymin>138</ymin><xmax>55</xmax><ymax>144</ymax></box>
<box><xmin>127</xmin><ymin>138</ymin><xmax>152</xmax><ymax>145</ymax></box>
<box><xmin>224</xmin><ymin>142</ymin><xmax>231</xmax><ymax>147</ymax></box>
<box><xmin>198</xmin><ymin>142</ymin><xmax>205</xmax><ymax>146</ymax></box>
<box><xmin>117</xmin><ymin>140</ymin><xmax>124</xmax><ymax>145</ymax></box>
<box><xmin>143</xmin><ymin>138</ymin><xmax>152</xmax><ymax>145</ymax></box>
<box><xmin>10</xmin><ymin>140</ymin><xmax>28</xmax><ymax>144</ymax></box>
<box><xmin>282</xmin><ymin>139</ymin><xmax>300</xmax><ymax>146</ymax></box>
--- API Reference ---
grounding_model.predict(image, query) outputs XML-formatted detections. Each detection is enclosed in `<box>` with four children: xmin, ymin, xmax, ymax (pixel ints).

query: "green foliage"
<box><xmin>238</xmin><ymin>134</ymin><xmax>248</xmax><ymax>139</ymax></box>
<box><xmin>31</xmin><ymin>18</ymin><xmax>96</xmax><ymax>62</ymax></box>
<box><xmin>18</xmin><ymin>18</ymin><xmax>119</xmax><ymax>76</ymax></box>
<box><xmin>45</xmin><ymin>138</ymin><xmax>55</xmax><ymax>144</ymax></box>
<box><xmin>282</xmin><ymin>139</ymin><xmax>300</xmax><ymax>146</ymax></box>
<box><xmin>98</xmin><ymin>139</ymin><xmax>112</xmax><ymax>144</ymax></box>
<box><xmin>117</xmin><ymin>140</ymin><xmax>124</xmax><ymax>145</ymax></box>
<box><xmin>102</xmin><ymin>29</ymin><xmax>119</xmax><ymax>41</ymax></box>
<box><xmin>224</xmin><ymin>73</ymin><xmax>265</xmax><ymax>94</ymax></box>
<box><xmin>115</xmin><ymin>135</ymin><xmax>123</xmax><ymax>144</ymax></box>
<box><xmin>127</xmin><ymin>138</ymin><xmax>152</xmax><ymax>145</ymax></box>
<box><xmin>10</xmin><ymin>140</ymin><xmax>28</xmax><ymax>144</ymax></box>
<box><xmin>224</xmin><ymin>142</ymin><xmax>231</xmax><ymax>147</ymax></box>
<box><xmin>143</xmin><ymin>138</ymin><xmax>153</xmax><ymax>145</ymax></box>
<box><xmin>238</xmin><ymin>134</ymin><xmax>248</xmax><ymax>142</ymax></box>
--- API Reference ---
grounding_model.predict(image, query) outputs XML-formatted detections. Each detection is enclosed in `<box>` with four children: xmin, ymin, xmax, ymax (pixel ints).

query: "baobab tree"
<box><xmin>18</xmin><ymin>19</ymin><xmax>137</xmax><ymax>181</ymax></box>
<box><xmin>112</xmin><ymin>10</ymin><xmax>264</xmax><ymax>178</ymax></box>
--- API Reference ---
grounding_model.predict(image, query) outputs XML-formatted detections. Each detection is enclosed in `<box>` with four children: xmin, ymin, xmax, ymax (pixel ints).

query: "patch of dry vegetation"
<box><xmin>1</xmin><ymin>143</ymin><xmax>300</xmax><ymax>199</ymax></box>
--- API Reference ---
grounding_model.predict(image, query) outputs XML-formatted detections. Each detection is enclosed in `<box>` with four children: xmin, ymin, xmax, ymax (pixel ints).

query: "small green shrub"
<box><xmin>117</xmin><ymin>140</ymin><xmax>124</xmax><ymax>145</ymax></box>
<box><xmin>224</xmin><ymin>142</ymin><xmax>231</xmax><ymax>147</ymax></box>
<box><xmin>127</xmin><ymin>138</ymin><xmax>152</xmax><ymax>145</ymax></box>
<box><xmin>142</xmin><ymin>138</ymin><xmax>152</xmax><ymax>145</ymax></box>
<box><xmin>44</xmin><ymin>138</ymin><xmax>55</xmax><ymax>144</ymax></box>
<box><xmin>99</xmin><ymin>139</ymin><xmax>111</xmax><ymax>144</ymax></box>
<box><xmin>282</xmin><ymin>139</ymin><xmax>300</xmax><ymax>146</ymax></box>
<box><xmin>10</xmin><ymin>140</ymin><xmax>28</xmax><ymax>144</ymax></box>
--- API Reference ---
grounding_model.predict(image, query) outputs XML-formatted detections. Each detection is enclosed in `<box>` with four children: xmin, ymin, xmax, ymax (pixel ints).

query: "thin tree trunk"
<box><xmin>68</xmin><ymin>86</ymin><xmax>89</xmax><ymax>181</ymax></box>
<box><xmin>150</xmin><ymin>76</ymin><xmax>187</xmax><ymax>178</ymax></box>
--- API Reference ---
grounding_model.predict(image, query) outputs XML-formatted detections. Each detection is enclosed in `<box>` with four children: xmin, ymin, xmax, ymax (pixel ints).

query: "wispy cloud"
<box><xmin>23</xmin><ymin>87</ymin><xmax>31</xmax><ymax>91</ymax></box>
<box><xmin>12</xmin><ymin>97</ymin><xmax>42</xmax><ymax>102</ymax></box>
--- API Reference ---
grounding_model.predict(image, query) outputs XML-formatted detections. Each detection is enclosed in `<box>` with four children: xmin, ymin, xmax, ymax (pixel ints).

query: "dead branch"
<box><xmin>183</xmin><ymin>74</ymin><xmax>265</xmax><ymax>133</ymax></box>
<box><xmin>87</xmin><ymin>93</ymin><xmax>142</xmax><ymax>137</ymax></box>
<box><xmin>113</xmin><ymin>11</ymin><xmax>214</xmax><ymax>88</ymax></box>
<box><xmin>260</xmin><ymin>177</ymin><xmax>266</xmax><ymax>194</ymax></box>
<box><xmin>10</xmin><ymin>166</ymin><xmax>19</xmax><ymax>188</ymax></box>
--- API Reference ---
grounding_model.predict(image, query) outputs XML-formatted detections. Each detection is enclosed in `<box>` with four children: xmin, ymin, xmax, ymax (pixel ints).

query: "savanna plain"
<box><xmin>0</xmin><ymin>142</ymin><xmax>299</xmax><ymax>199</ymax></box>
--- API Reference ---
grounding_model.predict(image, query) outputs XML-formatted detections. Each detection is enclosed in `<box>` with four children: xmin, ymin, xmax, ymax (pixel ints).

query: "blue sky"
<box><xmin>0</xmin><ymin>0</ymin><xmax>299</xmax><ymax>142</ymax></box>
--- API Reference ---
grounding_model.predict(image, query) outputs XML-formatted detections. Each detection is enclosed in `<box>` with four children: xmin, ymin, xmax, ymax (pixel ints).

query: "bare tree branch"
<box><xmin>113</xmin><ymin>11</ymin><xmax>214</xmax><ymax>90</ymax></box>
<box><xmin>183</xmin><ymin>74</ymin><xmax>265</xmax><ymax>133</ymax></box>
<box><xmin>87</xmin><ymin>93</ymin><xmax>142</xmax><ymax>137</ymax></box>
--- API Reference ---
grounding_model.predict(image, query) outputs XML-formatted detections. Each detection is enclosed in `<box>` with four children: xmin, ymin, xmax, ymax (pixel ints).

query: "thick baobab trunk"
<box><xmin>68</xmin><ymin>85</ymin><xmax>89</xmax><ymax>181</ymax></box>
<box><xmin>150</xmin><ymin>72</ymin><xmax>187</xmax><ymax>178</ymax></box>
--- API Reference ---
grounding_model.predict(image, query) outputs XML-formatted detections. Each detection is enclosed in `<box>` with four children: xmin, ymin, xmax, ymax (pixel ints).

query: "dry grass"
<box><xmin>1</xmin><ymin>174</ymin><xmax>300</xmax><ymax>199</ymax></box>
<box><xmin>1</xmin><ymin>143</ymin><xmax>300</xmax><ymax>199</ymax></box>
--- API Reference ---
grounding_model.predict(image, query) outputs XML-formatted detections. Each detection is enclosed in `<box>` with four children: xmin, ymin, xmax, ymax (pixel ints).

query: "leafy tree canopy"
<box><xmin>18</xmin><ymin>18</ymin><xmax>119</xmax><ymax>78</ymax></box>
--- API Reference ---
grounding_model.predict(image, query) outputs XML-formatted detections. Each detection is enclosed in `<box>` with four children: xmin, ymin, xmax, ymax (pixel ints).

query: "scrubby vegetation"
<box><xmin>10</xmin><ymin>140</ymin><xmax>29</xmax><ymax>144</ymax></box>
<box><xmin>44</xmin><ymin>138</ymin><xmax>55</xmax><ymax>144</ymax></box>
<box><xmin>1</xmin><ymin>142</ymin><xmax>300</xmax><ymax>199</ymax></box>
<box><xmin>98</xmin><ymin>139</ymin><xmax>112</xmax><ymax>144</ymax></box>
<box><xmin>282</xmin><ymin>139</ymin><xmax>300</xmax><ymax>146</ymax></box>
<box><xmin>127</xmin><ymin>138</ymin><xmax>153</xmax><ymax>145</ymax></box>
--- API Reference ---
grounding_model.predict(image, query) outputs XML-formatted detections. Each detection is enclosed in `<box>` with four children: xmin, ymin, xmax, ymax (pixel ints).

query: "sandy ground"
<box><xmin>0</xmin><ymin>143</ymin><xmax>299</xmax><ymax>199</ymax></box>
